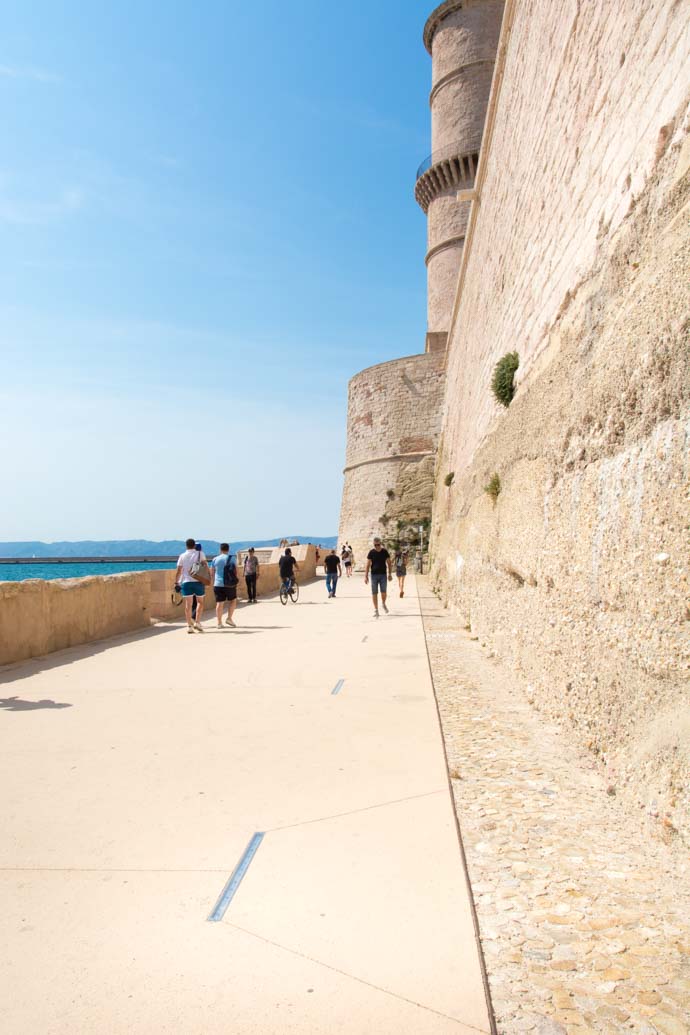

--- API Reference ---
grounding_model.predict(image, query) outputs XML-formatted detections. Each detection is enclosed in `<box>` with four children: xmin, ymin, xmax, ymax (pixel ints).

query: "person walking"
<box><xmin>175</xmin><ymin>538</ymin><xmax>210</xmax><ymax>633</ymax></box>
<box><xmin>191</xmin><ymin>541</ymin><xmax>203</xmax><ymax>622</ymax></box>
<box><xmin>395</xmin><ymin>548</ymin><xmax>408</xmax><ymax>598</ymax></box>
<box><xmin>341</xmin><ymin>544</ymin><xmax>353</xmax><ymax>577</ymax></box>
<box><xmin>364</xmin><ymin>537</ymin><xmax>392</xmax><ymax>618</ymax></box>
<box><xmin>211</xmin><ymin>543</ymin><xmax>239</xmax><ymax>627</ymax></box>
<box><xmin>324</xmin><ymin>548</ymin><xmax>342</xmax><ymax>598</ymax></box>
<box><xmin>243</xmin><ymin>547</ymin><xmax>260</xmax><ymax>603</ymax></box>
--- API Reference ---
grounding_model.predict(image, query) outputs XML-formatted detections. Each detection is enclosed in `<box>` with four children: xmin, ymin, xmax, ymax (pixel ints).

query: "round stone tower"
<box><xmin>415</xmin><ymin>0</ymin><xmax>504</xmax><ymax>352</ymax></box>
<box><xmin>337</xmin><ymin>1</ymin><xmax>504</xmax><ymax>562</ymax></box>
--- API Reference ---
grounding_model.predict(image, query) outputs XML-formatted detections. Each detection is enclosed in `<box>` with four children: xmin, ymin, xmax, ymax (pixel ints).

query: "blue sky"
<box><xmin>1</xmin><ymin>1</ymin><xmax>431</xmax><ymax>541</ymax></box>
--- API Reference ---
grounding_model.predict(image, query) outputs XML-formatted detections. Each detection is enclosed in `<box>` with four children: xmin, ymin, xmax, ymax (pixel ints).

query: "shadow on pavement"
<box><xmin>0</xmin><ymin>622</ymin><xmax>181</xmax><ymax>688</ymax></box>
<box><xmin>210</xmin><ymin>626</ymin><xmax>290</xmax><ymax>633</ymax></box>
<box><xmin>0</xmin><ymin>696</ymin><xmax>72</xmax><ymax>712</ymax></box>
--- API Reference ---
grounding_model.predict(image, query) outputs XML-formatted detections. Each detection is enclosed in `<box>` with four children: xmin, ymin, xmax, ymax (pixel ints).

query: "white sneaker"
<box><xmin>187</xmin><ymin>626</ymin><xmax>195</xmax><ymax>634</ymax></box>
<box><xmin>382</xmin><ymin>603</ymin><xmax>389</xmax><ymax>614</ymax></box>
<box><xmin>194</xmin><ymin>623</ymin><xmax>204</xmax><ymax>632</ymax></box>
<box><xmin>373</xmin><ymin>610</ymin><xmax>379</xmax><ymax>618</ymax></box>
<box><xmin>225</xmin><ymin>618</ymin><xmax>236</xmax><ymax>627</ymax></box>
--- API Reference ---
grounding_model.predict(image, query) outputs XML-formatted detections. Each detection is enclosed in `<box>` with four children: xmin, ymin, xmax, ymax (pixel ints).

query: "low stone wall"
<box><xmin>0</xmin><ymin>545</ymin><xmax>321</xmax><ymax>666</ymax></box>
<box><xmin>150</xmin><ymin>559</ymin><xmax>305</xmax><ymax>620</ymax></box>
<box><xmin>149</xmin><ymin>566</ymin><xmax>285</xmax><ymax>619</ymax></box>
<box><xmin>0</xmin><ymin>572</ymin><xmax>152</xmax><ymax>667</ymax></box>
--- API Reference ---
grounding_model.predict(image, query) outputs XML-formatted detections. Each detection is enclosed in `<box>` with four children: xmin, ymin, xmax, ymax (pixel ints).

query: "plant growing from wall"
<box><xmin>386</xmin><ymin>488</ymin><xmax>395</xmax><ymax>500</ymax></box>
<box><xmin>444</xmin><ymin>471</ymin><xmax>455</xmax><ymax>487</ymax></box>
<box><xmin>379</xmin><ymin>513</ymin><xmax>391</xmax><ymax>527</ymax></box>
<box><xmin>386</xmin><ymin>516</ymin><xmax>428</xmax><ymax>548</ymax></box>
<box><xmin>491</xmin><ymin>351</ymin><xmax>519</xmax><ymax>407</ymax></box>
<box><xmin>484</xmin><ymin>473</ymin><xmax>501</xmax><ymax>502</ymax></box>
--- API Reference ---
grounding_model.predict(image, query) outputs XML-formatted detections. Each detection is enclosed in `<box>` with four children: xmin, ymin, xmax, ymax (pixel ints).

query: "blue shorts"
<box><xmin>181</xmin><ymin>581</ymin><xmax>205</xmax><ymax>597</ymax></box>
<box><xmin>371</xmin><ymin>572</ymin><xmax>387</xmax><ymax>594</ymax></box>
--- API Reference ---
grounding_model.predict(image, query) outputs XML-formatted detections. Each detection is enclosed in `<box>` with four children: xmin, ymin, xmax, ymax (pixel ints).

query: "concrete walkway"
<box><xmin>0</xmin><ymin>573</ymin><xmax>491</xmax><ymax>1035</ymax></box>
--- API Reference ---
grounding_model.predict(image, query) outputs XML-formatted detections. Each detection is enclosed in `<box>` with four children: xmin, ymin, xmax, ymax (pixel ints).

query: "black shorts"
<box><xmin>214</xmin><ymin>586</ymin><xmax>237</xmax><ymax>602</ymax></box>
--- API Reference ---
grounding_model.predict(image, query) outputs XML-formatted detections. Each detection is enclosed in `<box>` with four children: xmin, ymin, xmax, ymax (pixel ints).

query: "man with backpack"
<box><xmin>211</xmin><ymin>543</ymin><xmax>239</xmax><ymax>628</ymax></box>
<box><xmin>175</xmin><ymin>538</ymin><xmax>210</xmax><ymax>633</ymax></box>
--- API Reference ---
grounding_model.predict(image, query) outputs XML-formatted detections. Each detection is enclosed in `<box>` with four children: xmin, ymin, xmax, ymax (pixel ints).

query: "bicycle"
<box><xmin>279</xmin><ymin>577</ymin><xmax>299</xmax><ymax>605</ymax></box>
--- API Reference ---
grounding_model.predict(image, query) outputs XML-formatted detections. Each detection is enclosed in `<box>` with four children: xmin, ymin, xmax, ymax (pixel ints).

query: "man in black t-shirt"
<box><xmin>279</xmin><ymin>548</ymin><xmax>299</xmax><ymax>590</ymax></box>
<box><xmin>364</xmin><ymin>537</ymin><xmax>392</xmax><ymax>618</ymax></box>
<box><xmin>324</xmin><ymin>548</ymin><xmax>342</xmax><ymax>598</ymax></box>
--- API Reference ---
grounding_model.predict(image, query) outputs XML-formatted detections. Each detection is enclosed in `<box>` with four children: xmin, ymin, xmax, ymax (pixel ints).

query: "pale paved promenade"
<box><xmin>0</xmin><ymin>573</ymin><xmax>490</xmax><ymax>1035</ymax></box>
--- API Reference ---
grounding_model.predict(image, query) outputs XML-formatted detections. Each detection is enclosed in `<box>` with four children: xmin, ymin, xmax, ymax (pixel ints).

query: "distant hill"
<box><xmin>0</xmin><ymin>536</ymin><xmax>337</xmax><ymax>558</ymax></box>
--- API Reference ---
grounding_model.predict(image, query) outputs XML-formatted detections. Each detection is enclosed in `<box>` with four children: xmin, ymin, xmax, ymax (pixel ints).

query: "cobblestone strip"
<box><xmin>418</xmin><ymin>580</ymin><xmax>690</xmax><ymax>1035</ymax></box>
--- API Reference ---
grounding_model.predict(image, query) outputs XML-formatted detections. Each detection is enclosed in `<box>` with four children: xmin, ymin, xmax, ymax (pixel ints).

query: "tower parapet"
<box><xmin>417</xmin><ymin>0</ymin><xmax>504</xmax><ymax>349</ymax></box>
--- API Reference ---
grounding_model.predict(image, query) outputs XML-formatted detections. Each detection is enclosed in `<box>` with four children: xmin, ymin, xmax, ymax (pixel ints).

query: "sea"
<box><xmin>0</xmin><ymin>562</ymin><xmax>176</xmax><ymax>583</ymax></box>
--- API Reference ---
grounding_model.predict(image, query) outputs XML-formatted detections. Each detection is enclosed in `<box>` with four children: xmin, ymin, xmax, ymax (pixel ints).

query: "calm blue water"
<box><xmin>0</xmin><ymin>562</ymin><xmax>176</xmax><ymax>583</ymax></box>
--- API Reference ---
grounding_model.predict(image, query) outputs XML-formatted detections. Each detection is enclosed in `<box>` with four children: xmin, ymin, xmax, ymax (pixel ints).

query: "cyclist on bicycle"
<box><xmin>279</xmin><ymin>547</ymin><xmax>299</xmax><ymax>593</ymax></box>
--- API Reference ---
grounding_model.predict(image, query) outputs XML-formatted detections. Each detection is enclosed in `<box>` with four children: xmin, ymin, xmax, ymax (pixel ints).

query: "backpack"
<box><xmin>190</xmin><ymin>549</ymin><xmax>211</xmax><ymax>585</ymax></box>
<box><xmin>223</xmin><ymin>556</ymin><xmax>239</xmax><ymax>588</ymax></box>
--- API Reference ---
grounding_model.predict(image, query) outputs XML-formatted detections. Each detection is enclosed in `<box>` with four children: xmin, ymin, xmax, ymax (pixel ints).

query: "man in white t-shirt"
<box><xmin>175</xmin><ymin>537</ymin><xmax>208</xmax><ymax>633</ymax></box>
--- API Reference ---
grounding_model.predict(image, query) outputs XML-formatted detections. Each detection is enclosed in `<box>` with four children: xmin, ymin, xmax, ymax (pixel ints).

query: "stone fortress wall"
<box><xmin>339</xmin><ymin>0</ymin><xmax>689</xmax><ymax>838</ymax></box>
<box><xmin>338</xmin><ymin>352</ymin><xmax>445</xmax><ymax>565</ymax></box>
<box><xmin>428</xmin><ymin>0</ymin><xmax>690</xmax><ymax>839</ymax></box>
<box><xmin>339</xmin><ymin>0</ymin><xmax>503</xmax><ymax>560</ymax></box>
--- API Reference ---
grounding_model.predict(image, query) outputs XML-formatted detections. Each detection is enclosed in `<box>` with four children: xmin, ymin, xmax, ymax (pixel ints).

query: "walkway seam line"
<box><xmin>265</xmin><ymin>788</ymin><xmax>445</xmax><ymax>833</ymax></box>
<box><xmin>416</xmin><ymin>579</ymin><xmax>498</xmax><ymax>1035</ymax></box>
<box><xmin>207</xmin><ymin>832</ymin><xmax>264</xmax><ymax>922</ymax></box>
<box><xmin>331</xmin><ymin>678</ymin><xmax>345</xmax><ymax>695</ymax></box>
<box><xmin>225</xmin><ymin>920</ymin><xmax>491</xmax><ymax>1033</ymax></box>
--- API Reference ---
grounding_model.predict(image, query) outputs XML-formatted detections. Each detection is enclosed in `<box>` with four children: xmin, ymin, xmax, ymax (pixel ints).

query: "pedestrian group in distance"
<box><xmin>173</xmin><ymin>536</ymin><xmax>410</xmax><ymax>632</ymax></box>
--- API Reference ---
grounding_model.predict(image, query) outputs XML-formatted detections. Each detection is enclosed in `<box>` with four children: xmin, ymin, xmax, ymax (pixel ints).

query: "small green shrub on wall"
<box><xmin>484</xmin><ymin>473</ymin><xmax>501</xmax><ymax>502</ymax></box>
<box><xmin>444</xmin><ymin>472</ymin><xmax>455</xmax><ymax>487</ymax></box>
<box><xmin>491</xmin><ymin>351</ymin><xmax>519</xmax><ymax>407</ymax></box>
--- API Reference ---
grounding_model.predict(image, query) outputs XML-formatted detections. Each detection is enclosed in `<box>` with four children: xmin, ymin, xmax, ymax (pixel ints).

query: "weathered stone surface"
<box><xmin>338</xmin><ymin>353</ymin><xmax>445</xmax><ymax>564</ymax></box>
<box><xmin>534</xmin><ymin>1019</ymin><xmax>567</xmax><ymax>1035</ymax></box>
<box><xmin>420</xmin><ymin>582</ymin><xmax>690</xmax><ymax>1035</ymax></box>
<box><xmin>651</xmin><ymin>1014</ymin><xmax>688</xmax><ymax>1035</ymax></box>
<box><xmin>427</xmin><ymin>0</ymin><xmax>690</xmax><ymax>844</ymax></box>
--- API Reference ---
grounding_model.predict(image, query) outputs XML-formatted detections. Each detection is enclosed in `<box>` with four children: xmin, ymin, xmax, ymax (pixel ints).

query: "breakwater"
<box><xmin>0</xmin><ymin>561</ymin><xmax>175</xmax><ymax>583</ymax></box>
<box><xmin>0</xmin><ymin>556</ymin><xmax>178</xmax><ymax>564</ymax></box>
